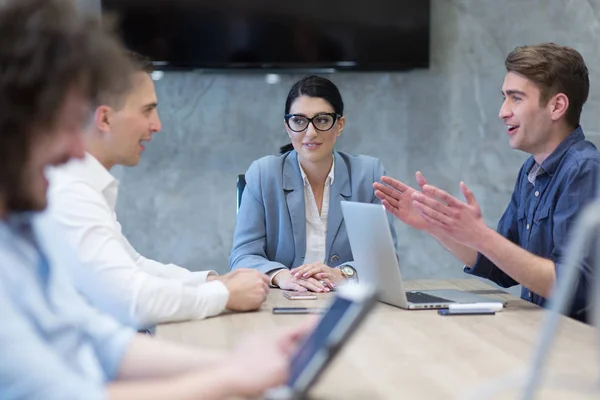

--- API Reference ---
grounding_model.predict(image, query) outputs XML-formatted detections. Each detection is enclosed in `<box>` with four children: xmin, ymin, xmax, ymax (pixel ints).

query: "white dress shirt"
<box><xmin>300</xmin><ymin>158</ymin><xmax>334</xmax><ymax>264</ymax></box>
<box><xmin>46</xmin><ymin>153</ymin><xmax>229</xmax><ymax>326</ymax></box>
<box><xmin>271</xmin><ymin>158</ymin><xmax>334</xmax><ymax>284</ymax></box>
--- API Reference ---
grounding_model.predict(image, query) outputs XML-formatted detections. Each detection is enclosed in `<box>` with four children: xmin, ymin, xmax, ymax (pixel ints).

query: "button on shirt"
<box><xmin>464</xmin><ymin>126</ymin><xmax>600</xmax><ymax>322</ymax></box>
<box><xmin>46</xmin><ymin>153</ymin><xmax>229</xmax><ymax>327</ymax></box>
<box><xmin>0</xmin><ymin>213</ymin><xmax>135</xmax><ymax>399</ymax></box>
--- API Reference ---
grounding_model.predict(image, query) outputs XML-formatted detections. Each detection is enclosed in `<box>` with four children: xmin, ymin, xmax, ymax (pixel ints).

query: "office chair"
<box><xmin>237</xmin><ymin>174</ymin><xmax>246</xmax><ymax>213</ymax></box>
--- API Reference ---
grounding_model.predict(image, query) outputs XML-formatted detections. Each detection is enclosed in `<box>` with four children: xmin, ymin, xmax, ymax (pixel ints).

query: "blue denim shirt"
<box><xmin>0</xmin><ymin>213</ymin><xmax>135</xmax><ymax>399</ymax></box>
<box><xmin>465</xmin><ymin>126</ymin><xmax>600</xmax><ymax>322</ymax></box>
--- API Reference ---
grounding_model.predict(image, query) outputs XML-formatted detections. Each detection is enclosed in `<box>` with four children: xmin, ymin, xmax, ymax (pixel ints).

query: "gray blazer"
<box><xmin>229</xmin><ymin>150</ymin><xmax>399</xmax><ymax>274</ymax></box>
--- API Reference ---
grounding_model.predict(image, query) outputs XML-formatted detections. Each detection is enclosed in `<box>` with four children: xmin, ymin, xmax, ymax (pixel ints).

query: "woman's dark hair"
<box><xmin>280</xmin><ymin>75</ymin><xmax>344</xmax><ymax>154</ymax></box>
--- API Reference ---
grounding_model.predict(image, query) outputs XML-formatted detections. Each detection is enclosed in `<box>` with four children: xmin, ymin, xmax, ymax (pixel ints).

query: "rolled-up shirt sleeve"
<box><xmin>464</xmin><ymin>170</ymin><xmax>522</xmax><ymax>288</ymax></box>
<box><xmin>464</xmin><ymin>157</ymin><xmax>599</xmax><ymax>321</ymax></box>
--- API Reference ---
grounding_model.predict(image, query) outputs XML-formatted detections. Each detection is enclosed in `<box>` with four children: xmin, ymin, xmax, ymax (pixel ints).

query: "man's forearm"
<box><xmin>432</xmin><ymin>233</ymin><xmax>478</xmax><ymax>267</ymax></box>
<box><xmin>116</xmin><ymin>335</ymin><xmax>226</xmax><ymax>381</ymax></box>
<box><xmin>108</xmin><ymin>364</ymin><xmax>238</xmax><ymax>400</ymax></box>
<box><xmin>476</xmin><ymin>228</ymin><xmax>556</xmax><ymax>297</ymax></box>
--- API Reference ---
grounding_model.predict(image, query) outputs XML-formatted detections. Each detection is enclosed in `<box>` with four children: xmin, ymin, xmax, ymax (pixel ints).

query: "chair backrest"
<box><xmin>236</xmin><ymin>174</ymin><xmax>246</xmax><ymax>213</ymax></box>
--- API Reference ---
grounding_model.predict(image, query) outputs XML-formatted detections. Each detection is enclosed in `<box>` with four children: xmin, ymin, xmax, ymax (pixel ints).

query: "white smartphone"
<box><xmin>283</xmin><ymin>291</ymin><xmax>317</xmax><ymax>300</ymax></box>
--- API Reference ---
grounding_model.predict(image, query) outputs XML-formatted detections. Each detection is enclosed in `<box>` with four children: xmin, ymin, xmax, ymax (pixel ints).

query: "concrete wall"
<box><xmin>112</xmin><ymin>0</ymin><xmax>600</xmax><ymax>294</ymax></box>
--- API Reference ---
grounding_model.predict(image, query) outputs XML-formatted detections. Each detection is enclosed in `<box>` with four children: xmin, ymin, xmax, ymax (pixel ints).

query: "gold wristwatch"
<box><xmin>340</xmin><ymin>265</ymin><xmax>357</xmax><ymax>282</ymax></box>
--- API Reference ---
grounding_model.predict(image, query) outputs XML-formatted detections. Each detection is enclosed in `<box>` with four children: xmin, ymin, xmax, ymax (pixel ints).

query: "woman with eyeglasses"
<box><xmin>230</xmin><ymin>75</ymin><xmax>398</xmax><ymax>292</ymax></box>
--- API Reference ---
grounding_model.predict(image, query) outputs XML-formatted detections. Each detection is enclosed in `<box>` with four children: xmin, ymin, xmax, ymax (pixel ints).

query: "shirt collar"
<box><xmin>1</xmin><ymin>212</ymin><xmax>35</xmax><ymax>234</ymax></box>
<box><xmin>539</xmin><ymin>125</ymin><xmax>586</xmax><ymax>176</ymax></box>
<box><xmin>298</xmin><ymin>155</ymin><xmax>335</xmax><ymax>187</ymax></box>
<box><xmin>527</xmin><ymin>163</ymin><xmax>545</xmax><ymax>185</ymax></box>
<box><xmin>80</xmin><ymin>152</ymin><xmax>117</xmax><ymax>193</ymax></box>
<box><xmin>54</xmin><ymin>152</ymin><xmax>119</xmax><ymax>210</ymax></box>
<box><xmin>0</xmin><ymin>212</ymin><xmax>38</xmax><ymax>249</ymax></box>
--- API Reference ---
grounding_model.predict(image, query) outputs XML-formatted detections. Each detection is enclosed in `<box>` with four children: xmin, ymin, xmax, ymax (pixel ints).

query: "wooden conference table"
<box><xmin>157</xmin><ymin>279</ymin><xmax>598</xmax><ymax>399</ymax></box>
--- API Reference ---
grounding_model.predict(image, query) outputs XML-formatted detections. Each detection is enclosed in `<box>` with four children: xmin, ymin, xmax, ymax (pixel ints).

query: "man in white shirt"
<box><xmin>47</xmin><ymin>52</ymin><xmax>269</xmax><ymax>327</ymax></box>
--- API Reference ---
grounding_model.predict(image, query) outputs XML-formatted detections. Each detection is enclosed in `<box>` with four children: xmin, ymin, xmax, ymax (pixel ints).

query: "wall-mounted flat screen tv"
<box><xmin>102</xmin><ymin>0</ymin><xmax>430</xmax><ymax>71</ymax></box>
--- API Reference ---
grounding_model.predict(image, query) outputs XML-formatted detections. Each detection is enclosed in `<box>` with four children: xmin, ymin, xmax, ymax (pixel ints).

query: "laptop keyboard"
<box><xmin>406</xmin><ymin>291</ymin><xmax>455</xmax><ymax>304</ymax></box>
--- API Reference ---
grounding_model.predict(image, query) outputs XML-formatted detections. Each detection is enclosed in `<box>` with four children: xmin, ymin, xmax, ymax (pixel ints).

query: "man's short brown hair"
<box><xmin>0</xmin><ymin>0</ymin><xmax>133</xmax><ymax>196</ymax></box>
<box><xmin>505</xmin><ymin>43</ymin><xmax>589</xmax><ymax>128</ymax></box>
<box><xmin>128</xmin><ymin>51</ymin><xmax>155</xmax><ymax>74</ymax></box>
<box><xmin>97</xmin><ymin>51</ymin><xmax>155</xmax><ymax>110</ymax></box>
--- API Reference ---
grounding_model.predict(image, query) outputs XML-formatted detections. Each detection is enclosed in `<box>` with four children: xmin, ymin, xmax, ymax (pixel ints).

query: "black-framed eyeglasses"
<box><xmin>284</xmin><ymin>112</ymin><xmax>342</xmax><ymax>132</ymax></box>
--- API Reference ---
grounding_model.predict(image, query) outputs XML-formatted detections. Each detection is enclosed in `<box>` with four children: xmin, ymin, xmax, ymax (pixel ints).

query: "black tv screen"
<box><xmin>102</xmin><ymin>0</ymin><xmax>430</xmax><ymax>71</ymax></box>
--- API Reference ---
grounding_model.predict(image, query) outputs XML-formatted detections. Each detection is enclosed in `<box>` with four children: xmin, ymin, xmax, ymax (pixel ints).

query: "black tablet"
<box><xmin>266</xmin><ymin>284</ymin><xmax>378</xmax><ymax>400</ymax></box>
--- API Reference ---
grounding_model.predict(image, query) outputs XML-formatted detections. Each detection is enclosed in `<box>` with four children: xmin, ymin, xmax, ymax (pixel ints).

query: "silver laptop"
<box><xmin>341</xmin><ymin>201</ymin><xmax>501</xmax><ymax>310</ymax></box>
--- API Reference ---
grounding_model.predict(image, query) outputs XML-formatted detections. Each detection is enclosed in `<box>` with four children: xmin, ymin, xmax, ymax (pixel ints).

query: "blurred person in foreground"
<box><xmin>0</xmin><ymin>1</ymin><xmax>309</xmax><ymax>398</ymax></box>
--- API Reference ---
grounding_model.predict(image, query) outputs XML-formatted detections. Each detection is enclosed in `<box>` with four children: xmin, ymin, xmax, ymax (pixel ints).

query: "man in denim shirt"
<box><xmin>375</xmin><ymin>43</ymin><xmax>599</xmax><ymax>323</ymax></box>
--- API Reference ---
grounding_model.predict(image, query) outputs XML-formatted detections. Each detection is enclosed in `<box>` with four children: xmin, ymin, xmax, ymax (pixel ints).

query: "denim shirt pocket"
<box><xmin>533</xmin><ymin>206</ymin><xmax>551</xmax><ymax>224</ymax></box>
<box><xmin>530</xmin><ymin>205</ymin><xmax>551</xmax><ymax>255</ymax></box>
<box><xmin>517</xmin><ymin>203</ymin><xmax>528</xmax><ymax>228</ymax></box>
<box><xmin>517</xmin><ymin>203</ymin><xmax>550</xmax><ymax>247</ymax></box>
